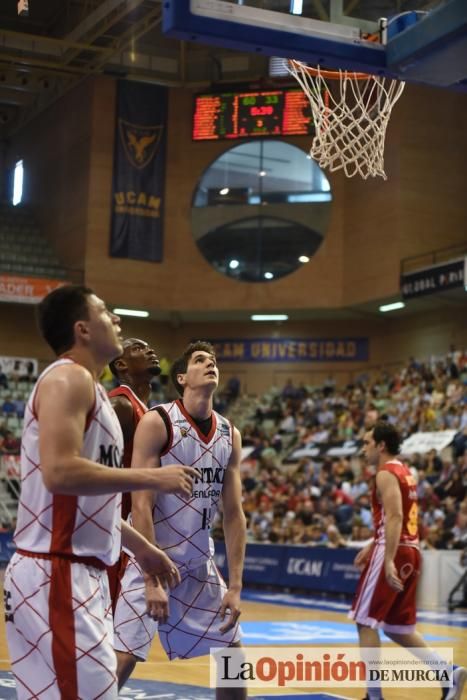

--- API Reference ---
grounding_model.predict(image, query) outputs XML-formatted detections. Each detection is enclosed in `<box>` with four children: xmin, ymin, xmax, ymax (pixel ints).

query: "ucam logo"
<box><xmin>287</xmin><ymin>558</ymin><xmax>323</xmax><ymax>577</ymax></box>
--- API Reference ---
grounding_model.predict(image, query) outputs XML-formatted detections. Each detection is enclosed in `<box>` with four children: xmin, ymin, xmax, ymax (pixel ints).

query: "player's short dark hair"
<box><xmin>372</xmin><ymin>421</ymin><xmax>401</xmax><ymax>456</ymax></box>
<box><xmin>37</xmin><ymin>285</ymin><xmax>94</xmax><ymax>355</ymax></box>
<box><xmin>108</xmin><ymin>338</ymin><xmax>136</xmax><ymax>378</ymax></box>
<box><xmin>170</xmin><ymin>341</ymin><xmax>216</xmax><ymax>396</ymax></box>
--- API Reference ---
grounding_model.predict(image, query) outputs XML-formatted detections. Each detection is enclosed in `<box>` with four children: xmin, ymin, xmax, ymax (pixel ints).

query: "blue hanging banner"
<box><xmin>110</xmin><ymin>80</ymin><xmax>168</xmax><ymax>262</ymax></box>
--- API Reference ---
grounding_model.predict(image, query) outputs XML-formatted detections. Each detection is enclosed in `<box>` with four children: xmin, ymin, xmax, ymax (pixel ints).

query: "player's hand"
<box><xmin>153</xmin><ymin>466</ymin><xmax>200</xmax><ymax>498</ymax></box>
<box><xmin>385</xmin><ymin>560</ymin><xmax>404</xmax><ymax>592</ymax></box>
<box><xmin>144</xmin><ymin>579</ymin><xmax>169</xmax><ymax>623</ymax></box>
<box><xmin>353</xmin><ymin>543</ymin><xmax>372</xmax><ymax>570</ymax></box>
<box><xmin>134</xmin><ymin>542</ymin><xmax>181</xmax><ymax>589</ymax></box>
<box><xmin>219</xmin><ymin>588</ymin><xmax>241</xmax><ymax>634</ymax></box>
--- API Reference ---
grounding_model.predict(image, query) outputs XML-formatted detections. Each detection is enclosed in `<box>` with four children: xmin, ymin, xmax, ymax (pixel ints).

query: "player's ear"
<box><xmin>114</xmin><ymin>357</ymin><xmax>127</xmax><ymax>373</ymax></box>
<box><xmin>177</xmin><ymin>371</ymin><xmax>187</xmax><ymax>388</ymax></box>
<box><xmin>74</xmin><ymin>320</ymin><xmax>90</xmax><ymax>343</ymax></box>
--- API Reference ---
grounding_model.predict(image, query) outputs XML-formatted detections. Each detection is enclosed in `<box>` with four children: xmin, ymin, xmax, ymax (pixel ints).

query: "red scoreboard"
<box><xmin>192</xmin><ymin>89</ymin><xmax>313</xmax><ymax>141</ymax></box>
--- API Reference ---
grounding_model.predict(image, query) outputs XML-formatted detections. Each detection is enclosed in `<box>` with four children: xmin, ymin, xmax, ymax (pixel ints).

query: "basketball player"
<box><xmin>107</xmin><ymin>336</ymin><xmax>171</xmax><ymax>688</ymax></box>
<box><xmin>113</xmin><ymin>341</ymin><xmax>247</xmax><ymax>699</ymax></box>
<box><xmin>107</xmin><ymin>337</ymin><xmax>161</xmax><ymax>610</ymax></box>
<box><xmin>350</xmin><ymin>421</ymin><xmax>466</xmax><ymax>700</ymax></box>
<box><xmin>3</xmin><ymin>285</ymin><xmax>199</xmax><ymax>700</ymax></box>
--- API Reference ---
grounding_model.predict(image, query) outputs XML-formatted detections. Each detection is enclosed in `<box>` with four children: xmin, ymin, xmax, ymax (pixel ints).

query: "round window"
<box><xmin>192</xmin><ymin>140</ymin><xmax>332</xmax><ymax>282</ymax></box>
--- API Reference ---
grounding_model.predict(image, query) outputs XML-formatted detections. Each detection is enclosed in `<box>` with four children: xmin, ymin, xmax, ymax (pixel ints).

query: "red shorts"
<box><xmin>349</xmin><ymin>543</ymin><xmax>421</xmax><ymax>633</ymax></box>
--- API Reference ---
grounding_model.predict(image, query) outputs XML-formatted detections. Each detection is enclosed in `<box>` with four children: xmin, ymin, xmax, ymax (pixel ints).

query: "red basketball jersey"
<box><xmin>372</xmin><ymin>460</ymin><xmax>419</xmax><ymax>546</ymax></box>
<box><xmin>108</xmin><ymin>384</ymin><xmax>147</xmax><ymax>519</ymax></box>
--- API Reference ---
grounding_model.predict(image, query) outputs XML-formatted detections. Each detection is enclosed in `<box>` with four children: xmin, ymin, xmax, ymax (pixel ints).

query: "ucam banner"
<box><xmin>110</xmin><ymin>80</ymin><xmax>168</xmax><ymax>262</ymax></box>
<box><xmin>214</xmin><ymin>542</ymin><xmax>360</xmax><ymax>594</ymax></box>
<box><xmin>210</xmin><ymin>338</ymin><xmax>368</xmax><ymax>362</ymax></box>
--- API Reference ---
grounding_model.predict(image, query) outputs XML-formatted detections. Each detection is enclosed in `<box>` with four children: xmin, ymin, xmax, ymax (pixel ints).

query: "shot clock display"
<box><xmin>192</xmin><ymin>89</ymin><xmax>313</xmax><ymax>141</ymax></box>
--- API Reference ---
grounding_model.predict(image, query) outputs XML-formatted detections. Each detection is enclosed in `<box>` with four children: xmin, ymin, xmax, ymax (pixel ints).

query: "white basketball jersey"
<box><xmin>153</xmin><ymin>400</ymin><xmax>233</xmax><ymax>571</ymax></box>
<box><xmin>14</xmin><ymin>358</ymin><xmax>124</xmax><ymax>566</ymax></box>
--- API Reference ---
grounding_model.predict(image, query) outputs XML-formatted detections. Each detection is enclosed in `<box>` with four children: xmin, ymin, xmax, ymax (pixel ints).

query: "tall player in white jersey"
<box><xmin>3</xmin><ymin>285</ymin><xmax>200</xmax><ymax>700</ymax></box>
<box><xmin>114</xmin><ymin>341</ymin><xmax>247</xmax><ymax>699</ymax></box>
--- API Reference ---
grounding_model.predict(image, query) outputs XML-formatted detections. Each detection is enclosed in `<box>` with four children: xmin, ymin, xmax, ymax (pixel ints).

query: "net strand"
<box><xmin>289</xmin><ymin>61</ymin><xmax>405</xmax><ymax>179</ymax></box>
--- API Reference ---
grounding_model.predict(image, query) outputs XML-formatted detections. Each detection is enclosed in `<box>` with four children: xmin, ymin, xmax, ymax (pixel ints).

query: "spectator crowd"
<box><xmin>1</xmin><ymin>348</ymin><xmax>467</xmax><ymax>551</ymax></box>
<box><xmin>213</xmin><ymin>348</ymin><xmax>467</xmax><ymax>552</ymax></box>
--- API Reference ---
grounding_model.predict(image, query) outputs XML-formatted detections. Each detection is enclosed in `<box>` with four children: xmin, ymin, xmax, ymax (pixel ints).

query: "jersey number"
<box><xmin>406</xmin><ymin>502</ymin><xmax>418</xmax><ymax>536</ymax></box>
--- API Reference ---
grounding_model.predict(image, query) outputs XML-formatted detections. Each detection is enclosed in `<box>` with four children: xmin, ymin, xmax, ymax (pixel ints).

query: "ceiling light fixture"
<box><xmin>379</xmin><ymin>301</ymin><xmax>405</xmax><ymax>313</ymax></box>
<box><xmin>113</xmin><ymin>308</ymin><xmax>149</xmax><ymax>318</ymax></box>
<box><xmin>251</xmin><ymin>314</ymin><xmax>289</xmax><ymax>321</ymax></box>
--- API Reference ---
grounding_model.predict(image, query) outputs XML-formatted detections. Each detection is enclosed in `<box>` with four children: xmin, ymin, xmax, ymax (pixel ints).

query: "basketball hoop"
<box><xmin>288</xmin><ymin>60</ymin><xmax>405</xmax><ymax>180</ymax></box>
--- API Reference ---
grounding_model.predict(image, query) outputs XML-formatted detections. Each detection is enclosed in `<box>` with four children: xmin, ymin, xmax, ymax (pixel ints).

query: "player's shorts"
<box><xmin>113</xmin><ymin>555</ymin><xmax>241</xmax><ymax>660</ymax></box>
<box><xmin>4</xmin><ymin>551</ymin><xmax>117</xmax><ymax>700</ymax></box>
<box><xmin>349</xmin><ymin>542</ymin><xmax>421</xmax><ymax>633</ymax></box>
<box><xmin>107</xmin><ymin>550</ymin><xmax>131</xmax><ymax>615</ymax></box>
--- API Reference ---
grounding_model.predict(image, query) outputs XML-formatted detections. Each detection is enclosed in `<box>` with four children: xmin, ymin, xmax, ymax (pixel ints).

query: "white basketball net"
<box><xmin>289</xmin><ymin>60</ymin><xmax>405</xmax><ymax>179</ymax></box>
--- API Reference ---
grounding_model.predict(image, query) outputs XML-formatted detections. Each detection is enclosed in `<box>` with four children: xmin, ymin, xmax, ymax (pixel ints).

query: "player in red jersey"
<box><xmin>108</xmin><ymin>338</ymin><xmax>161</xmax><ymax>521</ymax></box>
<box><xmin>106</xmin><ymin>338</ymin><xmax>161</xmax><ymax>601</ymax></box>
<box><xmin>350</xmin><ymin>421</ymin><xmax>466</xmax><ymax>700</ymax></box>
<box><xmin>107</xmin><ymin>337</ymin><xmax>172</xmax><ymax>684</ymax></box>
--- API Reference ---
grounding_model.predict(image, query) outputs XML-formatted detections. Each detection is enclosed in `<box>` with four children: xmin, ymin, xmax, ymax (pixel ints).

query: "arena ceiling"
<box><xmin>0</xmin><ymin>0</ymin><xmax>445</xmax><ymax>136</ymax></box>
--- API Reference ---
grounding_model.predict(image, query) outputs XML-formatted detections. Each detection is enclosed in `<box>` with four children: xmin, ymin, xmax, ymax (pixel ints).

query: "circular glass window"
<box><xmin>192</xmin><ymin>139</ymin><xmax>332</xmax><ymax>282</ymax></box>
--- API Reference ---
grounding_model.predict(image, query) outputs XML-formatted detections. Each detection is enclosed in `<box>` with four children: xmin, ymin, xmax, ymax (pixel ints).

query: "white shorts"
<box><xmin>4</xmin><ymin>552</ymin><xmax>117</xmax><ymax>700</ymax></box>
<box><xmin>113</xmin><ymin>556</ymin><xmax>241</xmax><ymax>660</ymax></box>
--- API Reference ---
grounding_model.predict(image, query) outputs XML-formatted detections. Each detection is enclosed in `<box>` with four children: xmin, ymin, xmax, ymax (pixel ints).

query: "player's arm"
<box><xmin>121</xmin><ymin>519</ymin><xmax>180</xmax><ymax>590</ymax></box>
<box><xmin>38</xmin><ymin>365</ymin><xmax>198</xmax><ymax>495</ymax></box>
<box><xmin>109</xmin><ymin>394</ymin><xmax>135</xmax><ymax>444</ymax></box>
<box><xmin>130</xmin><ymin>410</ymin><xmax>187</xmax><ymax>622</ymax></box>
<box><xmin>130</xmin><ymin>410</ymin><xmax>168</xmax><ymax>546</ymax></box>
<box><xmin>377</xmin><ymin>469</ymin><xmax>404</xmax><ymax>592</ymax></box>
<box><xmin>353</xmin><ymin>540</ymin><xmax>374</xmax><ymax>570</ymax></box>
<box><xmin>219</xmin><ymin>426</ymin><xmax>246</xmax><ymax>633</ymax></box>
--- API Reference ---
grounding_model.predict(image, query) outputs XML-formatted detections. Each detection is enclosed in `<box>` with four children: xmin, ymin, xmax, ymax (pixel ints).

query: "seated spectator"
<box><xmin>0</xmin><ymin>430</ymin><xmax>20</xmax><ymax>455</ymax></box>
<box><xmin>421</xmin><ymin>525</ymin><xmax>444</xmax><ymax>550</ymax></box>
<box><xmin>1</xmin><ymin>397</ymin><xmax>16</xmax><ymax>415</ymax></box>
<box><xmin>13</xmin><ymin>395</ymin><xmax>26</xmax><ymax>418</ymax></box>
<box><xmin>224</xmin><ymin>375</ymin><xmax>241</xmax><ymax>403</ymax></box>
<box><xmin>326</xmin><ymin>525</ymin><xmax>347</xmax><ymax>548</ymax></box>
<box><xmin>452</xmin><ymin>512</ymin><xmax>467</xmax><ymax>548</ymax></box>
<box><xmin>0</xmin><ymin>368</ymin><xmax>8</xmax><ymax>389</ymax></box>
<box><xmin>436</xmin><ymin>468</ymin><xmax>466</xmax><ymax>502</ymax></box>
<box><xmin>279</xmin><ymin>408</ymin><xmax>296</xmax><ymax>434</ymax></box>
<box><xmin>303</xmin><ymin>523</ymin><xmax>327</xmax><ymax>546</ymax></box>
<box><xmin>424</xmin><ymin>448</ymin><xmax>443</xmax><ymax>482</ymax></box>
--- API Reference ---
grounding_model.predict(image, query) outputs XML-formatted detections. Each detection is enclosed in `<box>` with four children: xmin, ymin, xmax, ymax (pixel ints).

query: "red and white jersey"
<box><xmin>108</xmin><ymin>384</ymin><xmax>147</xmax><ymax>520</ymax></box>
<box><xmin>14</xmin><ymin>358</ymin><xmax>124</xmax><ymax>566</ymax></box>
<box><xmin>152</xmin><ymin>399</ymin><xmax>233</xmax><ymax>571</ymax></box>
<box><xmin>372</xmin><ymin>459</ymin><xmax>419</xmax><ymax>546</ymax></box>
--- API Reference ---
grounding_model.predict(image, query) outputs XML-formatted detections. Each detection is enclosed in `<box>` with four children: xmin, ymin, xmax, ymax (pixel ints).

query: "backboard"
<box><xmin>163</xmin><ymin>0</ymin><xmax>467</xmax><ymax>91</ymax></box>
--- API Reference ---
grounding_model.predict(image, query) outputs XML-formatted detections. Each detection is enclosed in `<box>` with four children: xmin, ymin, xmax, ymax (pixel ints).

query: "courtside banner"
<box><xmin>210</xmin><ymin>647</ymin><xmax>453</xmax><ymax>689</ymax></box>
<box><xmin>209</xmin><ymin>338</ymin><xmax>368</xmax><ymax>362</ymax></box>
<box><xmin>110</xmin><ymin>80</ymin><xmax>168</xmax><ymax>262</ymax></box>
<box><xmin>0</xmin><ymin>275</ymin><xmax>64</xmax><ymax>303</ymax></box>
<box><xmin>213</xmin><ymin>543</ymin><xmax>360</xmax><ymax>594</ymax></box>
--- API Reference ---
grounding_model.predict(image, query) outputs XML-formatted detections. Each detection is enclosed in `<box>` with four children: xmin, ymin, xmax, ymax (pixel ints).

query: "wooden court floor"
<box><xmin>0</xmin><ymin>582</ymin><xmax>466</xmax><ymax>700</ymax></box>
